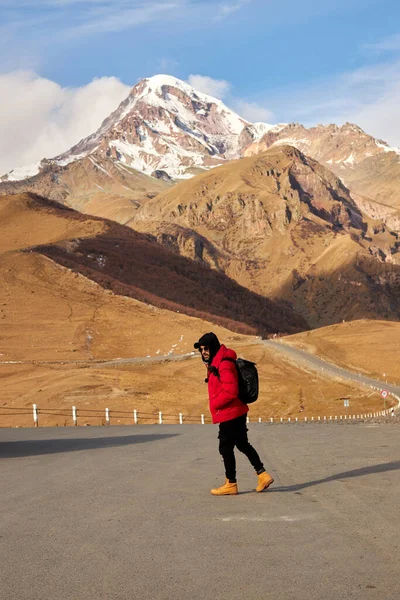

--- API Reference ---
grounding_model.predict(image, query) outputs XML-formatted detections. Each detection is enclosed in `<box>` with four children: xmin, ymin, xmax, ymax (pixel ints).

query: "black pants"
<box><xmin>218</xmin><ymin>415</ymin><xmax>264</xmax><ymax>482</ymax></box>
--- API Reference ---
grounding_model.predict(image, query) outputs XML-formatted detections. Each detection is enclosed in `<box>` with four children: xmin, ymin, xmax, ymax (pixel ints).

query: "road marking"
<box><xmin>221</xmin><ymin>514</ymin><xmax>316</xmax><ymax>523</ymax></box>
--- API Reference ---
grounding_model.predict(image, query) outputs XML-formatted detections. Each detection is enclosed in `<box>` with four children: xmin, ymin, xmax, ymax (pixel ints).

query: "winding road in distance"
<box><xmin>263</xmin><ymin>339</ymin><xmax>400</xmax><ymax>405</ymax></box>
<box><xmin>1</xmin><ymin>339</ymin><xmax>399</xmax><ymax>406</ymax></box>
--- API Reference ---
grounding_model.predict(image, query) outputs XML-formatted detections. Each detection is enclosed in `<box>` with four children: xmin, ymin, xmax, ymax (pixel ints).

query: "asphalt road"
<box><xmin>0</xmin><ymin>353</ymin><xmax>197</xmax><ymax>367</ymax></box>
<box><xmin>3</xmin><ymin>339</ymin><xmax>399</xmax><ymax>407</ymax></box>
<box><xmin>264</xmin><ymin>340</ymin><xmax>400</xmax><ymax>404</ymax></box>
<box><xmin>1</xmin><ymin>424</ymin><xmax>400</xmax><ymax>600</ymax></box>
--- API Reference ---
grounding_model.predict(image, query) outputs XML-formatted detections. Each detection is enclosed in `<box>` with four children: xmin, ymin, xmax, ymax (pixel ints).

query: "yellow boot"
<box><xmin>256</xmin><ymin>471</ymin><xmax>274</xmax><ymax>492</ymax></box>
<box><xmin>211</xmin><ymin>479</ymin><xmax>238</xmax><ymax>495</ymax></box>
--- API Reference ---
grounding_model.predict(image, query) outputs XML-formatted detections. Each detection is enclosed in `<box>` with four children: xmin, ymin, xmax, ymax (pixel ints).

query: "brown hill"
<box><xmin>280</xmin><ymin>319</ymin><xmax>400</xmax><ymax>383</ymax></box>
<box><xmin>2</xmin><ymin>79</ymin><xmax>400</xmax><ymax>241</ymax></box>
<box><xmin>244</xmin><ymin>122</ymin><xmax>400</xmax><ymax>224</ymax></box>
<box><xmin>131</xmin><ymin>146</ymin><xmax>400</xmax><ymax>327</ymax></box>
<box><xmin>1</xmin><ymin>78</ymin><xmax>399</xmax><ymax>238</ymax></box>
<box><xmin>0</xmin><ymin>193</ymin><xmax>307</xmax><ymax>344</ymax></box>
<box><xmin>0</xmin><ymin>156</ymin><xmax>170</xmax><ymax>225</ymax></box>
<box><xmin>0</xmin><ymin>75</ymin><xmax>257</xmax><ymax>223</ymax></box>
<box><xmin>1</xmin><ymin>251</ymin><xmax>247</xmax><ymax>362</ymax></box>
<box><xmin>0</xmin><ymin>339</ymin><xmax>387</xmax><ymax>428</ymax></box>
<box><xmin>0</xmin><ymin>193</ymin><xmax>389</xmax><ymax>427</ymax></box>
<box><xmin>0</xmin><ymin>194</ymin><xmax>237</xmax><ymax>361</ymax></box>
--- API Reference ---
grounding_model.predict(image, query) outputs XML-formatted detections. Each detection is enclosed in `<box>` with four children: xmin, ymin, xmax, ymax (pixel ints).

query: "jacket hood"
<box><xmin>211</xmin><ymin>345</ymin><xmax>237</xmax><ymax>368</ymax></box>
<box><xmin>194</xmin><ymin>332</ymin><xmax>221</xmax><ymax>364</ymax></box>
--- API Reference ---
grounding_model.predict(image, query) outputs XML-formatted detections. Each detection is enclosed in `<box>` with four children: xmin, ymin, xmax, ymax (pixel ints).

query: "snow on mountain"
<box><xmin>375</xmin><ymin>139</ymin><xmax>400</xmax><ymax>155</ymax></box>
<box><xmin>118</xmin><ymin>74</ymin><xmax>246</xmax><ymax>134</ymax></box>
<box><xmin>6</xmin><ymin>162</ymin><xmax>42</xmax><ymax>182</ymax></box>
<box><xmin>243</xmin><ymin>121</ymin><xmax>400</xmax><ymax>213</ymax></box>
<box><xmin>49</xmin><ymin>74</ymin><xmax>261</xmax><ymax>180</ymax></box>
<box><xmin>245</xmin><ymin>122</ymin><xmax>400</xmax><ymax>168</ymax></box>
<box><xmin>249</xmin><ymin>122</ymin><xmax>287</xmax><ymax>141</ymax></box>
<box><xmin>2</xmin><ymin>75</ymin><xmax>400</xmax><ymax>218</ymax></box>
<box><xmin>3</xmin><ymin>75</ymin><xmax>399</xmax><ymax>185</ymax></box>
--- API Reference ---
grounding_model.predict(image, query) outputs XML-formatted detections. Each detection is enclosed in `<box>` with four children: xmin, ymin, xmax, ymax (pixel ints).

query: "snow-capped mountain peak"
<box><xmin>2</xmin><ymin>74</ymin><xmax>400</xmax><ymax>223</ymax></box>
<box><xmin>47</xmin><ymin>74</ymin><xmax>263</xmax><ymax>180</ymax></box>
<box><xmin>120</xmin><ymin>74</ymin><xmax>248</xmax><ymax>133</ymax></box>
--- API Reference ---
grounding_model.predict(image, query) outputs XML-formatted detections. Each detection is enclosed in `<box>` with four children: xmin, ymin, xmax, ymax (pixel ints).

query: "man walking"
<box><xmin>194</xmin><ymin>332</ymin><xmax>274</xmax><ymax>496</ymax></box>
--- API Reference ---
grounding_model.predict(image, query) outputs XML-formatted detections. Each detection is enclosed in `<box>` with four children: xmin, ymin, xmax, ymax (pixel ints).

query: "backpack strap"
<box><xmin>218</xmin><ymin>357</ymin><xmax>238</xmax><ymax>379</ymax></box>
<box><xmin>208</xmin><ymin>358</ymin><xmax>235</xmax><ymax>380</ymax></box>
<box><xmin>220</xmin><ymin>357</ymin><xmax>236</xmax><ymax>365</ymax></box>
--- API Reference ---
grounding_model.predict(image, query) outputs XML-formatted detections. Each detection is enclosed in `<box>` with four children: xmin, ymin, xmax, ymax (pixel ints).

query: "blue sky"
<box><xmin>1</xmin><ymin>0</ymin><xmax>400</xmax><ymax>171</ymax></box>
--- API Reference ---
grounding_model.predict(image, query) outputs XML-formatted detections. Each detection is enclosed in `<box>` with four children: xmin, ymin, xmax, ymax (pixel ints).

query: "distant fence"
<box><xmin>0</xmin><ymin>403</ymin><xmax>398</xmax><ymax>428</ymax></box>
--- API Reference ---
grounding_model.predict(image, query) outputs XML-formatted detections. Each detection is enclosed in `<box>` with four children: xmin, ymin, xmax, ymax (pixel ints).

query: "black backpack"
<box><xmin>221</xmin><ymin>357</ymin><xmax>259</xmax><ymax>404</ymax></box>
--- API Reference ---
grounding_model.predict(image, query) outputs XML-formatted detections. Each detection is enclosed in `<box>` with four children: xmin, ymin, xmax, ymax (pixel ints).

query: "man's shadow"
<box><xmin>268</xmin><ymin>460</ymin><xmax>400</xmax><ymax>492</ymax></box>
<box><xmin>0</xmin><ymin>433</ymin><xmax>179</xmax><ymax>458</ymax></box>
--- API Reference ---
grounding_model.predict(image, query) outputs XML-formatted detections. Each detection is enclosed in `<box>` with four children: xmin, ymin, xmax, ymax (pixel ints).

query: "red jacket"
<box><xmin>207</xmin><ymin>345</ymin><xmax>249</xmax><ymax>424</ymax></box>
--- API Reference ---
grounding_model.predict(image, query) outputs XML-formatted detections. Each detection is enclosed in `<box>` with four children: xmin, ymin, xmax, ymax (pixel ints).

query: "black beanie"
<box><xmin>194</xmin><ymin>332</ymin><xmax>221</xmax><ymax>363</ymax></box>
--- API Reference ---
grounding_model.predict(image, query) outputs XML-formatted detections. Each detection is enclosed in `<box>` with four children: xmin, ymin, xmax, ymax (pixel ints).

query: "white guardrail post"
<box><xmin>23</xmin><ymin>395</ymin><xmax>400</xmax><ymax>429</ymax></box>
<box><xmin>33</xmin><ymin>404</ymin><xmax>38</xmax><ymax>427</ymax></box>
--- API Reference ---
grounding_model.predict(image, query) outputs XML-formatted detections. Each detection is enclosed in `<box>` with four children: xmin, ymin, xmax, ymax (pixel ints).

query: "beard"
<box><xmin>201</xmin><ymin>354</ymin><xmax>211</xmax><ymax>365</ymax></box>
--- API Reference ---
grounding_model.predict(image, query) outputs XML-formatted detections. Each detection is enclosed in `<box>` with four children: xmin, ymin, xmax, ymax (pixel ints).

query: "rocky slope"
<box><xmin>0</xmin><ymin>75</ymin><xmax>267</xmax><ymax>222</ymax></box>
<box><xmin>1</xmin><ymin>76</ymin><xmax>399</xmax><ymax>330</ymax></box>
<box><xmin>0</xmin><ymin>193</ymin><xmax>308</xmax><ymax>339</ymax></box>
<box><xmin>53</xmin><ymin>74</ymin><xmax>262</xmax><ymax>178</ymax></box>
<box><xmin>1</xmin><ymin>75</ymin><xmax>400</xmax><ymax>231</ymax></box>
<box><xmin>131</xmin><ymin>146</ymin><xmax>400</xmax><ymax>327</ymax></box>
<box><xmin>0</xmin><ymin>76</ymin><xmax>264</xmax><ymax>193</ymax></box>
<box><xmin>282</xmin><ymin>319</ymin><xmax>400</xmax><ymax>383</ymax></box>
<box><xmin>244</xmin><ymin>122</ymin><xmax>400</xmax><ymax>220</ymax></box>
<box><xmin>0</xmin><ymin>154</ymin><xmax>171</xmax><ymax>225</ymax></box>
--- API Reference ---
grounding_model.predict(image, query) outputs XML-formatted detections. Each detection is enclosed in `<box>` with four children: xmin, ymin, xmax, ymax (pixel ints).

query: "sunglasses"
<box><xmin>199</xmin><ymin>346</ymin><xmax>210</xmax><ymax>353</ymax></box>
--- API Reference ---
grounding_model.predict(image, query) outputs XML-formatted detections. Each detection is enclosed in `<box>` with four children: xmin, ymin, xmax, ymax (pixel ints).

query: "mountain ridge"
<box><xmin>129</xmin><ymin>145</ymin><xmax>400</xmax><ymax>327</ymax></box>
<box><xmin>0</xmin><ymin>191</ymin><xmax>308</xmax><ymax>336</ymax></box>
<box><xmin>1</xmin><ymin>74</ymin><xmax>399</xmax><ymax>233</ymax></box>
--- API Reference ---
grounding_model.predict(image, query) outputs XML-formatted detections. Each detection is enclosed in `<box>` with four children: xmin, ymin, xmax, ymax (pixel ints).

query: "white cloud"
<box><xmin>0</xmin><ymin>1</ymin><xmax>212</xmax><ymax>39</ymax></box>
<box><xmin>268</xmin><ymin>60</ymin><xmax>400</xmax><ymax>147</ymax></box>
<box><xmin>365</xmin><ymin>33</ymin><xmax>400</xmax><ymax>54</ymax></box>
<box><xmin>67</xmin><ymin>2</ymin><xmax>180</xmax><ymax>37</ymax></box>
<box><xmin>187</xmin><ymin>74</ymin><xmax>231</xmax><ymax>99</ymax></box>
<box><xmin>213</xmin><ymin>0</ymin><xmax>252</xmax><ymax>22</ymax></box>
<box><xmin>187</xmin><ymin>73</ymin><xmax>274</xmax><ymax>123</ymax></box>
<box><xmin>0</xmin><ymin>69</ymin><xmax>275</xmax><ymax>177</ymax></box>
<box><xmin>0</xmin><ymin>71</ymin><xmax>130</xmax><ymax>174</ymax></box>
<box><xmin>0</xmin><ymin>2</ymin><xmax>184</xmax><ymax>41</ymax></box>
<box><xmin>347</xmin><ymin>80</ymin><xmax>400</xmax><ymax>147</ymax></box>
<box><xmin>158</xmin><ymin>57</ymin><xmax>180</xmax><ymax>73</ymax></box>
<box><xmin>1</xmin><ymin>0</ymin><xmax>255</xmax><ymax>46</ymax></box>
<box><xmin>232</xmin><ymin>100</ymin><xmax>274</xmax><ymax>123</ymax></box>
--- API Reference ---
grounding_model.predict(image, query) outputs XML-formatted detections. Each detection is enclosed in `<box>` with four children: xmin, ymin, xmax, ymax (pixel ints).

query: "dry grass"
<box><xmin>0</xmin><ymin>193</ymin><xmax>396</xmax><ymax>429</ymax></box>
<box><xmin>131</xmin><ymin>147</ymin><xmax>400</xmax><ymax>327</ymax></box>
<box><xmin>282</xmin><ymin>319</ymin><xmax>400</xmax><ymax>383</ymax></box>
<box><xmin>0</xmin><ymin>342</ymin><xmax>389</xmax><ymax>429</ymax></box>
<box><xmin>0</xmin><ymin>193</ymin><xmax>307</xmax><ymax>338</ymax></box>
